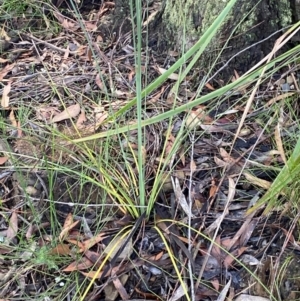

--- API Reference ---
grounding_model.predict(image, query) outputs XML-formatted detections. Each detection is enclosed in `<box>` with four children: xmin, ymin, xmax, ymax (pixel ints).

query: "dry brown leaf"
<box><xmin>49</xmin><ymin>243</ymin><xmax>71</xmax><ymax>256</ymax></box>
<box><xmin>168</xmin><ymin>283</ymin><xmax>188</xmax><ymax>301</ymax></box>
<box><xmin>214</xmin><ymin>156</ymin><xmax>227</xmax><ymax>167</ymax></box>
<box><xmin>66</xmin><ymin>239</ymin><xmax>85</xmax><ymax>250</ymax></box>
<box><xmin>265</xmin><ymin>92</ymin><xmax>295</xmax><ymax>107</ymax></box>
<box><xmin>59</xmin><ymin>218</ymin><xmax>80</xmax><ymax>241</ymax></box>
<box><xmin>165</xmin><ymin>132</ymin><xmax>175</xmax><ymax>157</ymax></box>
<box><xmin>63</xmin><ymin>213</ymin><xmax>74</xmax><ymax>228</ymax></box>
<box><xmin>0</xmin><ymin>244</ymin><xmax>13</xmax><ymax>255</ymax></box>
<box><xmin>104</xmin><ymin>234</ymin><xmax>132</xmax><ymax>261</ymax></box>
<box><xmin>79</xmin><ymin>232</ymin><xmax>108</xmax><ymax>252</ymax></box>
<box><xmin>173</xmin><ymin>177</ymin><xmax>194</xmax><ymax>218</ymax></box>
<box><xmin>204</xmin><ymin>82</ymin><xmax>215</xmax><ymax>91</ymax></box>
<box><xmin>148</xmin><ymin>251</ymin><xmax>164</xmax><ymax>261</ymax></box>
<box><xmin>179</xmin><ymin>148</ymin><xmax>186</xmax><ymax>166</ymax></box>
<box><xmin>210</xmin><ymin>278</ymin><xmax>220</xmax><ymax>291</ymax></box>
<box><xmin>6</xmin><ymin>211</ymin><xmax>18</xmax><ymax>240</ymax></box>
<box><xmin>243</xmin><ymin>171</ymin><xmax>271</xmax><ymax>189</ymax></box>
<box><xmin>157</xmin><ymin>67</ymin><xmax>179</xmax><ymax>80</ymax></box>
<box><xmin>63</xmin><ymin>257</ymin><xmax>94</xmax><ymax>272</ymax></box>
<box><xmin>211</xmin><ymin>236</ymin><xmax>222</xmax><ymax>259</ymax></box>
<box><xmin>9</xmin><ymin>110</ymin><xmax>17</xmax><ymax>127</ymax></box>
<box><xmin>209</xmin><ymin>178</ymin><xmax>218</xmax><ymax>198</ymax></box>
<box><xmin>95</xmin><ymin>73</ymin><xmax>105</xmax><ymax>89</ymax></box>
<box><xmin>53</xmin><ymin>11</ymin><xmax>80</xmax><ymax>30</ymax></box>
<box><xmin>234</xmin><ymin>294</ymin><xmax>270</xmax><ymax>301</ymax></box>
<box><xmin>1</xmin><ymin>28</ymin><xmax>11</xmax><ymax>41</ymax></box>
<box><xmin>1</xmin><ymin>81</ymin><xmax>11</xmax><ymax>108</ymax></box>
<box><xmin>36</xmin><ymin>106</ymin><xmax>59</xmax><ymax>121</ymax></box>
<box><xmin>76</xmin><ymin>110</ymin><xmax>87</xmax><ymax>129</ymax></box>
<box><xmin>83</xmin><ymin>249</ymin><xmax>102</xmax><ymax>265</ymax></box>
<box><xmin>104</xmin><ymin>280</ymin><xmax>119</xmax><ymax>301</ymax></box>
<box><xmin>84</xmin><ymin>21</ymin><xmax>97</xmax><ymax>31</ymax></box>
<box><xmin>224</xmin><ymin>246</ymin><xmax>248</xmax><ymax>268</ymax></box>
<box><xmin>94</xmin><ymin>110</ymin><xmax>108</xmax><ymax>126</ymax></box>
<box><xmin>225</xmin><ymin>212</ymin><xmax>257</xmax><ymax>254</ymax></box>
<box><xmin>227</xmin><ymin>176</ymin><xmax>236</xmax><ymax>203</ymax></box>
<box><xmin>190</xmin><ymin>159</ymin><xmax>197</xmax><ymax>174</ymax></box>
<box><xmin>0</xmin><ymin>63</ymin><xmax>15</xmax><ymax>81</ymax></box>
<box><xmin>26</xmin><ymin>224</ymin><xmax>34</xmax><ymax>240</ymax></box>
<box><xmin>51</xmin><ymin>104</ymin><xmax>81</xmax><ymax>123</ymax></box>
<box><xmin>81</xmin><ymin>268</ymin><xmax>106</xmax><ymax>279</ymax></box>
<box><xmin>0</xmin><ymin>58</ymin><xmax>10</xmax><ymax>63</ymax></box>
<box><xmin>155</xmin><ymin>217</ymin><xmax>170</xmax><ymax>235</ymax></box>
<box><xmin>274</xmin><ymin>124</ymin><xmax>287</xmax><ymax>164</ymax></box>
<box><xmin>219</xmin><ymin>148</ymin><xmax>236</xmax><ymax>164</ymax></box>
<box><xmin>0</xmin><ymin>157</ymin><xmax>8</xmax><ymax>165</ymax></box>
<box><xmin>186</xmin><ymin>106</ymin><xmax>213</xmax><ymax>130</ymax></box>
<box><xmin>25</xmin><ymin>222</ymin><xmax>49</xmax><ymax>240</ymax></box>
<box><xmin>112</xmin><ymin>274</ymin><xmax>130</xmax><ymax>300</ymax></box>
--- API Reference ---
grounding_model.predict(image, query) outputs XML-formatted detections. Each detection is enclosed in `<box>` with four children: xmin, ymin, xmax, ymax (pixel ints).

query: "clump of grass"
<box><xmin>2</xmin><ymin>0</ymin><xmax>300</xmax><ymax>299</ymax></box>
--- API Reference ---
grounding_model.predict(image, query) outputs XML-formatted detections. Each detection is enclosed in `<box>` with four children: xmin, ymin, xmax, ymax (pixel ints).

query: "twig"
<box><xmin>23</xmin><ymin>34</ymin><xmax>77</xmax><ymax>55</ymax></box>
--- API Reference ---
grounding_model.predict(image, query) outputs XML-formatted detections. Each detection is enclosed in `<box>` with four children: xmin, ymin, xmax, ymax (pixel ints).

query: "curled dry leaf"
<box><xmin>51</xmin><ymin>104</ymin><xmax>81</xmax><ymax>123</ymax></box>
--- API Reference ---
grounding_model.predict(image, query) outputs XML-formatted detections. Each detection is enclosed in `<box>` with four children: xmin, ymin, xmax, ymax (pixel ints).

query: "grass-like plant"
<box><xmin>1</xmin><ymin>0</ymin><xmax>300</xmax><ymax>300</ymax></box>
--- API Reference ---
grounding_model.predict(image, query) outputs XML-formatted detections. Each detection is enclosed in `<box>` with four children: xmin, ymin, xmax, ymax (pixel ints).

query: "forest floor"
<box><xmin>0</xmin><ymin>1</ymin><xmax>300</xmax><ymax>301</ymax></box>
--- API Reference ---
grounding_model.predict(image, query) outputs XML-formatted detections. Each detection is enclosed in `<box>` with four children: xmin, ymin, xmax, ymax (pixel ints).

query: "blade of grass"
<box><xmin>103</xmin><ymin>0</ymin><xmax>239</xmax><ymax>122</ymax></box>
<box><xmin>72</xmin><ymin>45</ymin><xmax>300</xmax><ymax>143</ymax></box>
<box><xmin>130</xmin><ymin>0</ymin><xmax>146</xmax><ymax>214</ymax></box>
<box><xmin>247</xmin><ymin>135</ymin><xmax>300</xmax><ymax>214</ymax></box>
<box><xmin>153</xmin><ymin>225</ymin><xmax>190</xmax><ymax>301</ymax></box>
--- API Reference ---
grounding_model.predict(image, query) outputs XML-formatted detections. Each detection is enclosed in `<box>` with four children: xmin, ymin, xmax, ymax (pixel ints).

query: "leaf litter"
<box><xmin>0</xmin><ymin>1</ymin><xmax>300</xmax><ymax>301</ymax></box>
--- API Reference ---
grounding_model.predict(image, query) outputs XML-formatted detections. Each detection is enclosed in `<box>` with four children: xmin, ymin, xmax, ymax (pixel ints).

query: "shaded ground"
<box><xmin>0</xmin><ymin>1</ymin><xmax>300</xmax><ymax>301</ymax></box>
